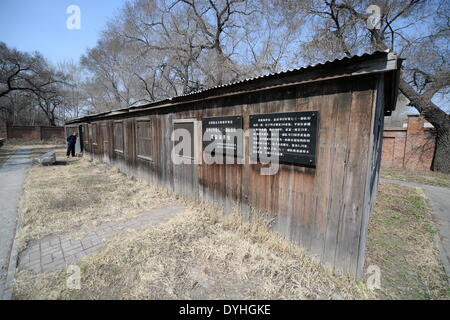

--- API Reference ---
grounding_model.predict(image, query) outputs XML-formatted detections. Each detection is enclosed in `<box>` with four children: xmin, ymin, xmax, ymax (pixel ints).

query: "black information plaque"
<box><xmin>249</xmin><ymin>111</ymin><xmax>319</xmax><ymax>166</ymax></box>
<box><xmin>202</xmin><ymin>115</ymin><xmax>243</xmax><ymax>157</ymax></box>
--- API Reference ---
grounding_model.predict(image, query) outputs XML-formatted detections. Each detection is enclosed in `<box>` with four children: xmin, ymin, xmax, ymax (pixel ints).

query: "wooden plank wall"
<box><xmin>356</xmin><ymin>74</ymin><xmax>385</xmax><ymax>278</ymax></box>
<box><xmin>77</xmin><ymin>74</ymin><xmax>382</xmax><ymax>278</ymax></box>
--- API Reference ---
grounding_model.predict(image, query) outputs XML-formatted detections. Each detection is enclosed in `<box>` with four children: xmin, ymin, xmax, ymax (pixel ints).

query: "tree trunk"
<box><xmin>399</xmin><ymin>78</ymin><xmax>450</xmax><ymax>174</ymax></box>
<box><xmin>49</xmin><ymin>115</ymin><xmax>56</xmax><ymax>126</ymax></box>
<box><xmin>432</xmin><ymin>123</ymin><xmax>450</xmax><ymax>174</ymax></box>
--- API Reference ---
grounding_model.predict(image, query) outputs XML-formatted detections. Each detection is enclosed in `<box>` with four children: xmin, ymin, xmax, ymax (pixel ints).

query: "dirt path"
<box><xmin>380</xmin><ymin>178</ymin><xmax>450</xmax><ymax>283</ymax></box>
<box><xmin>0</xmin><ymin>147</ymin><xmax>32</xmax><ymax>299</ymax></box>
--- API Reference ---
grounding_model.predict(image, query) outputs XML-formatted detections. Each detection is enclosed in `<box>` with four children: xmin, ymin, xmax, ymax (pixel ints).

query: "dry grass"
<box><xmin>5</xmin><ymin>138</ymin><xmax>65</xmax><ymax>146</ymax></box>
<box><xmin>14</xmin><ymin>204</ymin><xmax>372</xmax><ymax>300</ymax></box>
<box><xmin>365</xmin><ymin>181</ymin><xmax>449</xmax><ymax>299</ymax></box>
<box><xmin>14</xmin><ymin>151</ymin><xmax>372</xmax><ymax>300</ymax></box>
<box><xmin>12</xmin><ymin>151</ymin><xmax>448</xmax><ymax>300</ymax></box>
<box><xmin>16</xmin><ymin>150</ymin><xmax>177</xmax><ymax>251</ymax></box>
<box><xmin>381</xmin><ymin>167</ymin><xmax>450</xmax><ymax>188</ymax></box>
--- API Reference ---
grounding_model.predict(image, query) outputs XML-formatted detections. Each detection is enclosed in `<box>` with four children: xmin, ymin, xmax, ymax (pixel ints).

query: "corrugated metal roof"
<box><xmin>167</xmin><ymin>50</ymin><xmax>385</xmax><ymax>98</ymax></box>
<box><xmin>66</xmin><ymin>50</ymin><xmax>399</xmax><ymax>124</ymax></box>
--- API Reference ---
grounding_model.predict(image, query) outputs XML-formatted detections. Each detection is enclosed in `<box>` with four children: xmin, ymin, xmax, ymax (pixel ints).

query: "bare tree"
<box><xmin>279</xmin><ymin>0</ymin><xmax>450</xmax><ymax>173</ymax></box>
<box><xmin>0</xmin><ymin>42</ymin><xmax>71</xmax><ymax>126</ymax></box>
<box><xmin>36</xmin><ymin>93</ymin><xmax>61</xmax><ymax>126</ymax></box>
<box><xmin>81</xmin><ymin>0</ymin><xmax>297</xmax><ymax>112</ymax></box>
<box><xmin>57</xmin><ymin>61</ymin><xmax>90</xmax><ymax>120</ymax></box>
<box><xmin>76</xmin><ymin>0</ymin><xmax>449</xmax><ymax>173</ymax></box>
<box><xmin>0</xmin><ymin>42</ymin><xmax>60</xmax><ymax>99</ymax></box>
<box><xmin>0</xmin><ymin>91</ymin><xmax>48</xmax><ymax>125</ymax></box>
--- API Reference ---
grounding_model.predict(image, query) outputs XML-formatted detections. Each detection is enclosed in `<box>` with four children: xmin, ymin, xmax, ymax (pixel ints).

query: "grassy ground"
<box><xmin>365</xmin><ymin>182</ymin><xmax>449</xmax><ymax>299</ymax></box>
<box><xmin>15</xmin><ymin>147</ymin><xmax>177</xmax><ymax>251</ymax></box>
<box><xmin>4</xmin><ymin>138</ymin><xmax>65</xmax><ymax>146</ymax></box>
<box><xmin>380</xmin><ymin>167</ymin><xmax>450</xmax><ymax>188</ymax></box>
<box><xmin>14</xmin><ymin>206</ymin><xmax>373</xmax><ymax>300</ymax></box>
<box><xmin>13</xmin><ymin>154</ymin><xmax>372</xmax><ymax>300</ymax></box>
<box><xmin>11</xmin><ymin>149</ymin><xmax>449</xmax><ymax>300</ymax></box>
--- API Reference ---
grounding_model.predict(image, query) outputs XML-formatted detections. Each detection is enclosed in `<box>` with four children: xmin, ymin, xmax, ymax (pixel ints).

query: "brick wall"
<box><xmin>42</xmin><ymin>126</ymin><xmax>65</xmax><ymax>140</ymax></box>
<box><xmin>382</xmin><ymin>115</ymin><xmax>435</xmax><ymax>170</ymax></box>
<box><xmin>2</xmin><ymin>123</ymin><xmax>65</xmax><ymax>141</ymax></box>
<box><xmin>8</xmin><ymin>126</ymin><xmax>42</xmax><ymax>140</ymax></box>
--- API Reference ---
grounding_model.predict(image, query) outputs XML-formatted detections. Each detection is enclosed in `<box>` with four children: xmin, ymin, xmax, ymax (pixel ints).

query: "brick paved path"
<box><xmin>18</xmin><ymin>205</ymin><xmax>183</xmax><ymax>273</ymax></box>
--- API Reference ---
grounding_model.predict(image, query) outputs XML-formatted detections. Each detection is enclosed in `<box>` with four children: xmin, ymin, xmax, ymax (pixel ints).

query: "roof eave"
<box><xmin>66</xmin><ymin>51</ymin><xmax>401</xmax><ymax>125</ymax></box>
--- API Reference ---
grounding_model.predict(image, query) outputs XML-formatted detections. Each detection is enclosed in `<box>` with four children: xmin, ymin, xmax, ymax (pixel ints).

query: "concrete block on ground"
<box><xmin>34</xmin><ymin>151</ymin><xmax>56</xmax><ymax>166</ymax></box>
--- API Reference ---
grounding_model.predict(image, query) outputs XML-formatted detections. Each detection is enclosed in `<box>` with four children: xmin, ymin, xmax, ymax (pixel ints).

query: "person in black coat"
<box><xmin>66</xmin><ymin>132</ymin><xmax>77</xmax><ymax>158</ymax></box>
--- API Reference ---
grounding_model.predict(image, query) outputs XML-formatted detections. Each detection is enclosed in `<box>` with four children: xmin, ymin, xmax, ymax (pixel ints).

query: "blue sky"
<box><xmin>0</xmin><ymin>0</ymin><xmax>126</xmax><ymax>65</ymax></box>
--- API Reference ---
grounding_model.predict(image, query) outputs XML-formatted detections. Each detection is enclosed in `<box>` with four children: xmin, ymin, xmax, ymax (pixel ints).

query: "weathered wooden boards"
<box><xmin>76</xmin><ymin>72</ymin><xmax>389</xmax><ymax>278</ymax></box>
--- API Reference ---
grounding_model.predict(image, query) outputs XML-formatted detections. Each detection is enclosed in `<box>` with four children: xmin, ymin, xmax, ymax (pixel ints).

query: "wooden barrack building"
<box><xmin>65</xmin><ymin>51</ymin><xmax>402</xmax><ymax>278</ymax></box>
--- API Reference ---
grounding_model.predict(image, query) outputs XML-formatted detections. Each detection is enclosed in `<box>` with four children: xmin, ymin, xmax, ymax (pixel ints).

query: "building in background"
<box><xmin>382</xmin><ymin>112</ymin><xmax>435</xmax><ymax>171</ymax></box>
